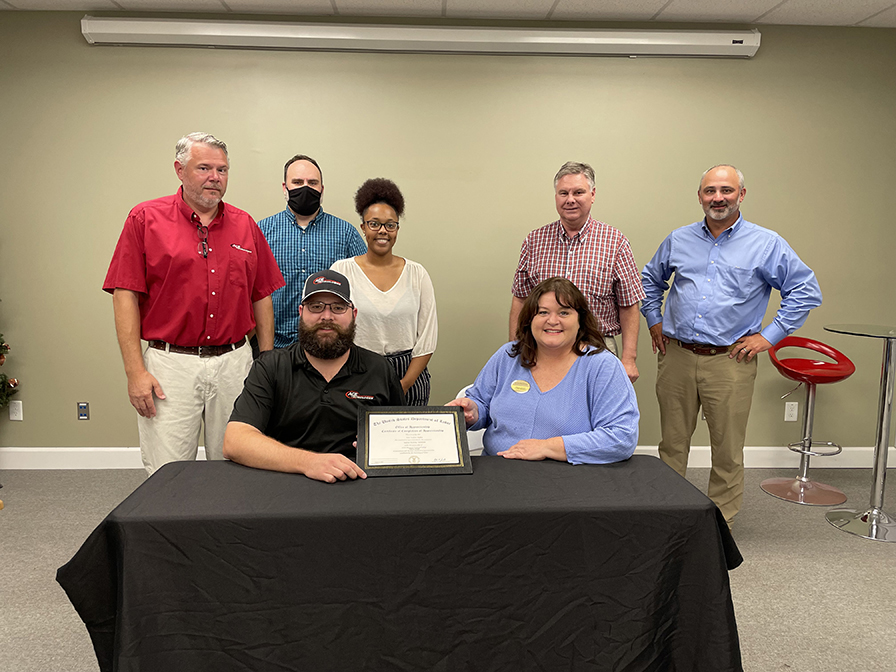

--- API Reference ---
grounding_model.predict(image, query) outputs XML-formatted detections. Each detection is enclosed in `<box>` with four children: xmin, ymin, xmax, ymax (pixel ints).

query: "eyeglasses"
<box><xmin>364</xmin><ymin>221</ymin><xmax>399</xmax><ymax>232</ymax></box>
<box><xmin>196</xmin><ymin>224</ymin><xmax>209</xmax><ymax>258</ymax></box>
<box><xmin>303</xmin><ymin>301</ymin><xmax>351</xmax><ymax>314</ymax></box>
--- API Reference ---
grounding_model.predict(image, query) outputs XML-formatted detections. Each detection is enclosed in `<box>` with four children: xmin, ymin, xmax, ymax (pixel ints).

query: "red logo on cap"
<box><xmin>313</xmin><ymin>277</ymin><xmax>341</xmax><ymax>285</ymax></box>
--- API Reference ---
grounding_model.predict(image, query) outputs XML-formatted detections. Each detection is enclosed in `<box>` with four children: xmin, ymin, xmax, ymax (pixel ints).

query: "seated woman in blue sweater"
<box><xmin>448</xmin><ymin>277</ymin><xmax>638</xmax><ymax>464</ymax></box>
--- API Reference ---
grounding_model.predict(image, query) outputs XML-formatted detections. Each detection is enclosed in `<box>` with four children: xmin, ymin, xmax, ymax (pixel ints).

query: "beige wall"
<box><xmin>1</xmin><ymin>12</ymin><xmax>894</xmax><ymax>450</ymax></box>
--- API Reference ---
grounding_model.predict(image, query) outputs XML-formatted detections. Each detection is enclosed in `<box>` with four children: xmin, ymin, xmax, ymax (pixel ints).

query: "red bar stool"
<box><xmin>761</xmin><ymin>336</ymin><xmax>855</xmax><ymax>505</ymax></box>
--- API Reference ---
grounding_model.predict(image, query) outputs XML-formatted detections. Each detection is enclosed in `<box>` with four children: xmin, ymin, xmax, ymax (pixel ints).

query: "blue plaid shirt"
<box><xmin>258</xmin><ymin>208</ymin><xmax>367</xmax><ymax>348</ymax></box>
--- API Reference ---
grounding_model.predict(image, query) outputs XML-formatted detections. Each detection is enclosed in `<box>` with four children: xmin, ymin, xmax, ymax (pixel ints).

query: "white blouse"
<box><xmin>330</xmin><ymin>257</ymin><xmax>438</xmax><ymax>359</ymax></box>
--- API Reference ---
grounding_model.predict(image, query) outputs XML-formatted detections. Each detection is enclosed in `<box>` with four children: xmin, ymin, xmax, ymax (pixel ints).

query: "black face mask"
<box><xmin>287</xmin><ymin>185</ymin><xmax>322</xmax><ymax>217</ymax></box>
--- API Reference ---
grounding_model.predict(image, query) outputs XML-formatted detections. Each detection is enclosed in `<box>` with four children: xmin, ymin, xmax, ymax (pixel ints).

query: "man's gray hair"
<box><xmin>554</xmin><ymin>161</ymin><xmax>595</xmax><ymax>190</ymax></box>
<box><xmin>701</xmin><ymin>164</ymin><xmax>744</xmax><ymax>191</ymax></box>
<box><xmin>175</xmin><ymin>132</ymin><xmax>229</xmax><ymax>166</ymax></box>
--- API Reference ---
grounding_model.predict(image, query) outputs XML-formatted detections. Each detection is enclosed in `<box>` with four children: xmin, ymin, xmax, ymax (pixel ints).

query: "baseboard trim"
<box><xmin>632</xmin><ymin>445</ymin><xmax>896</xmax><ymax>469</ymax></box>
<box><xmin>0</xmin><ymin>445</ymin><xmax>892</xmax><ymax>470</ymax></box>
<box><xmin>0</xmin><ymin>446</ymin><xmax>207</xmax><ymax>470</ymax></box>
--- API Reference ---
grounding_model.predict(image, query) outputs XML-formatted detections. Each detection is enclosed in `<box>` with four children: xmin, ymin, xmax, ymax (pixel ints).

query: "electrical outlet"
<box><xmin>9</xmin><ymin>400</ymin><xmax>23</xmax><ymax>421</ymax></box>
<box><xmin>784</xmin><ymin>401</ymin><xmax>799</xmax><ymax>422</ymax></box>
<box><xmin>78</xmin><ymin>402</ymin><xmax>90</xmax><ymax>421</ymax></box>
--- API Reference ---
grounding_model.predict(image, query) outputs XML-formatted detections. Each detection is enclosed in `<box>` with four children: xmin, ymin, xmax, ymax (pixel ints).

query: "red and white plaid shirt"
<box><xmin>512</xmin><ymin>216</ymin><xmax>645</xmax><ymax>335</ymax></box>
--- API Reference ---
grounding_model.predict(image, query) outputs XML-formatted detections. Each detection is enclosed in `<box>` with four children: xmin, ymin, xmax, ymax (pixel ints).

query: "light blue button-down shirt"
<box><xmin>257</xmin><ymin>208</ymin><xmax>366</xmax><ymax>348</ymax></box>
<box><xmin>641</xmin><ymin>215</ymin><xmax>822</xmax><ymax>346</ymax></box>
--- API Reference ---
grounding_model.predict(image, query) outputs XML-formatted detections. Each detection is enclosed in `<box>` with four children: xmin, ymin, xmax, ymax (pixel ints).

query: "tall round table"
<box><xmin>823</xmin><ymin>324</ymin><xmax>896</xmax><ymax>541</ymax></box>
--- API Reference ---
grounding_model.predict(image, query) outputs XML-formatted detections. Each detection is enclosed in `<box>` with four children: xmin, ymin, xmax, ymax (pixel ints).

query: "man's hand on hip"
<box><xmin>649</xmin><ymin>323</ymin><xmax>669</xmax><ymax>355</ymax></box>
<box><xmin>128</xmin><ymin>370</ymin><xmax>165</xmax><ymax>418</ymax></box>
<box><xmin>730</xmin><ymin>334</ymin><xmax>772</xmax><ymax>363</ymax></box>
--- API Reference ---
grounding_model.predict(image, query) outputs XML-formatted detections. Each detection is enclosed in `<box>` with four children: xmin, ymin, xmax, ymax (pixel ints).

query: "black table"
<box><xmin>58</xmin><ymin>456</ymin><xmax>742</xmax><ymax>672</ymax></box>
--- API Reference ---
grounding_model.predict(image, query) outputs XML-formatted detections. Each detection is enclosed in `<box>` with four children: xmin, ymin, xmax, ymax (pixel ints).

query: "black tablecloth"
<box><xmin>57</xmin><ymin>456</ymin><xmax>742</xmax><ymax>672</ymax></box>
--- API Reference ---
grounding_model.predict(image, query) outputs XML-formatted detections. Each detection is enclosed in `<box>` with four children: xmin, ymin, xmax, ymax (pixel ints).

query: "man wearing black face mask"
<box><xmin>257</xmin><ymin>154</ymin><xmax>367</xmax><ymax>349</ymax></box>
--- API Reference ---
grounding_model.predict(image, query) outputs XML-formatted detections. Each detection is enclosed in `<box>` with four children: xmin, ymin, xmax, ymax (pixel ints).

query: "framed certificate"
<box><xmin>357</xmin><ymin>406</ymin><xmax>474</xmax><ymax>477</ymax></box>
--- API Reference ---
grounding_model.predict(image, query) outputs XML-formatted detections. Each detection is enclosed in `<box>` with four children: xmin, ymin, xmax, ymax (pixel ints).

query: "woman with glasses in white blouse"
<box><xmin>331</xmin><ymin>178</ymin><xmax>438</xmax><ymax>405</ymax></box>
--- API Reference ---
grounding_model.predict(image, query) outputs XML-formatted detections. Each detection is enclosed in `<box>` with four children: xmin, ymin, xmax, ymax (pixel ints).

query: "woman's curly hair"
<box><xmin>354</xmin><ymin>178</ymin><xmax>405</xmax><ymax>219</ymax></box>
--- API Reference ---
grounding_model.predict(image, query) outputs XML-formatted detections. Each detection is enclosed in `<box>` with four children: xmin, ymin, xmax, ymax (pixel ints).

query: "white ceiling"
<box><xmin>2</xmin><ymin>0</ymin><xmax>896</xmax><ymax>29</ymax></box>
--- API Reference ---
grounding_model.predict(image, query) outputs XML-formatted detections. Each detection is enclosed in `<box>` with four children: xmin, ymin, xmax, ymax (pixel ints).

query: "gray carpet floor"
<box><xmin>0</xmin><ymin>466</ymin><xmax>894</xmax><ymax>672</ymax></box>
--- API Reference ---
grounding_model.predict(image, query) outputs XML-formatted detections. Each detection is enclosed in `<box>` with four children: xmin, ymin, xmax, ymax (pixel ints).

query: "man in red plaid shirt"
<box><xmin>510</xmin><ymin>162</ymin><xmax>645</xmax><ymax>382</ymax></box>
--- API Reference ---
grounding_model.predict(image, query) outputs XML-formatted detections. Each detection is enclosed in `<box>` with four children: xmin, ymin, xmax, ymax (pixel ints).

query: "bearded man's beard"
<box><xmin>299</xmin><ymin>318</ymin><xmax>356</xmax><ymax>359</ymax></box>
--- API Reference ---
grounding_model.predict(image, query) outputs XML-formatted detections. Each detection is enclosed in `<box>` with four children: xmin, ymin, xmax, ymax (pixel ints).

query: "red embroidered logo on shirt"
<box><xmin>231</xmin><ymin>244</ymin><xmax>253</xmax><ymax>253</ymax></box>
<box><xmin>346</xmin><ymin>391</ymin><xmax>374</xmax><ymax>400</ymax></box>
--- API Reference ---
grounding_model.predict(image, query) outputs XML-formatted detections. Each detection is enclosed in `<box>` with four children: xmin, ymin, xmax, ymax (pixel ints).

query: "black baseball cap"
<box><xmin>302</xmin><ymin>270</ymin><xmax>352</xmax><ymax>305</ymax></box>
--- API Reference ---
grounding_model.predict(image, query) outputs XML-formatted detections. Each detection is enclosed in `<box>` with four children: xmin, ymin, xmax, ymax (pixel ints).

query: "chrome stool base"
<box><xmin>760</xmin><ymin>476</ymin><xmax>847</xmax><ymax>506</ymax></box>
<box><xmin>825</xmin><ymin>507</ymin><xmax>896</xmax><ymax>542</ymax></box>
<box><xmin>761</xmin><ymin>374</ymin><xmax>849</xmax><ymax>506</ymax></box>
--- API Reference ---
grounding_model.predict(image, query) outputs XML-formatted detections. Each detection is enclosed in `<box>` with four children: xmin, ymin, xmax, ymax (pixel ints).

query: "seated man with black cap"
<box><xmin>223</xmin><ymin>269</ymin><xmax>405</xmax><ymax>482</ymax></box>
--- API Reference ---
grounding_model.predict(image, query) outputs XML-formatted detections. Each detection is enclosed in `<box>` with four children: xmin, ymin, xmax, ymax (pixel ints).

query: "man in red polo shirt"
<box><xmin>104</xmin><ymin>132</ymin><xmax>285</xmax><ymax>475</ymax></box>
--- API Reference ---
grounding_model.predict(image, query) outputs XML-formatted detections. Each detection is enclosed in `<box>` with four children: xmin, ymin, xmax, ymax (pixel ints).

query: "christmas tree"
<box><xmin>0</xmin><ymin>333</ymin><xmax>19</xmax><ymax>408</ymax></box>
<box><xmin>1</xmin><ymin>332</ymin><xmax>18</xmax><ymax>508</ymax></box>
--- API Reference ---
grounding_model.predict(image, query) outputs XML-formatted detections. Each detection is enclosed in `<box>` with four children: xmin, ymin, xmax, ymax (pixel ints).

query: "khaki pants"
<box><xmin>137</xmin><ymin>342</ymin><xmax>253</xmax><ymax>475</ymax></box>
<box><xmin>655</xmin><ymin>340</ymin><xmax>758</xmax><ymax>523</ymax></box>
<box><xmin>603</xmin><ymin>334</ymin><xmax>618</xmax><ymax>356</ymax></box>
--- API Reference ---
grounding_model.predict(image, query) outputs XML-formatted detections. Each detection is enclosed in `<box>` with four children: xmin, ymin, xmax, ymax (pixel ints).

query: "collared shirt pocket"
<box><xmin>584</xmin><ymin>263</ymin><xmax>613</xmax><ymax>299</ymax></box>
<box><xmin>714</xmin><ymin>262</ymin><xmax>754</xmax><ymax>300</ymax></box>
<box><xmin>228</xmin><ymin>244</ymin><xmax>257</xmax><ymax>290</ymax></box>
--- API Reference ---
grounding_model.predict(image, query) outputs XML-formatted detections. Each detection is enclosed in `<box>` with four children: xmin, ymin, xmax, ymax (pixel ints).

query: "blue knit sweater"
<box><xmin>466</xmin><ymin>343</ymin><xmax>639</xmax><ymax>464</ymax></box>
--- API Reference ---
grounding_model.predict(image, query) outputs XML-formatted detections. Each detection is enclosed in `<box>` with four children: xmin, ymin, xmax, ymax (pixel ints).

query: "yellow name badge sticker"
<box><xmin>510</xmin><ymin>380</ymin><xmax>530</xmax><ymax>394</ymax></box>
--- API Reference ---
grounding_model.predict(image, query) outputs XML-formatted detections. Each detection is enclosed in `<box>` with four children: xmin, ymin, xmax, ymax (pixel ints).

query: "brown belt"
<box><xmin>148</xmin><ymin>338</ymin><xmax>246</xmax><ymax>358</ymax></box>
<box><xmin>675</xmin><ymin>339</ymin><xmax>734</xmax><ymax>356</ymax></box>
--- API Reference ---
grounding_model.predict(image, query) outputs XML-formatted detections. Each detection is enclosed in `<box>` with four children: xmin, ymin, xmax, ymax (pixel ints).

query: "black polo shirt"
<box><xmin>230</xmin><ymin>344</ymin><xmax>405</xmax><ymax>456</ymax></box>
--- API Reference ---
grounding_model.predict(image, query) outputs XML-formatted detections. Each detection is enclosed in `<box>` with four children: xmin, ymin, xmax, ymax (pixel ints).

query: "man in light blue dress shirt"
<box><xmin>641</xmin><ymin>165</ymin><xmax>822</xmax><ymax>524</ymax></box>
<box><xmin>257</xmin><ymin>155</ymin><xmax>366</xmax><ymax>349</ymax></box>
